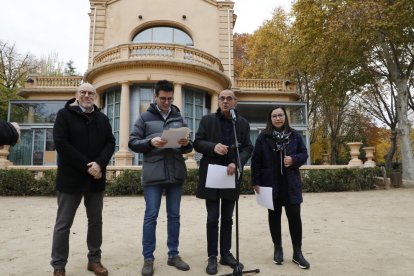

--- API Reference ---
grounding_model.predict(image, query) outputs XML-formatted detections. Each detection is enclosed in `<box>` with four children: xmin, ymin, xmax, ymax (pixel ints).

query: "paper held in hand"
<box><xmin>205</xmin><ymin>164</ymin><xmax>236</xmax><ymax>189</ymax></box>
<box><xmin>160</xmin><ymin>127</ymin><xmax>191</xmax><ymax>148</ymax></box>
<box><xmin>255</xmin><ymin>186</ymin><xmax>274</xmax><ymax>210</ymax></box>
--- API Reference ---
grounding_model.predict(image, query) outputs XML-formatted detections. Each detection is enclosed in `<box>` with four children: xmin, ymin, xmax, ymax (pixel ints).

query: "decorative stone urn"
<box><xmin>347</xmin><ymin>142</ymin><xmax>363</xmax><ymax>166</ymax></box>
<box><xmin>321</xmin><ymin>153</ymin><xmax>329</xmax><ymax>165</ymax></box>
<box><xmin>363</xmin><ymin>147</ymin><xmax>376</xmax><ymax>167</ymax></box>
<box><xmin>0</xmin><ymin>145</ymin><xmax>12</xmax><ymax>168</ymax></box>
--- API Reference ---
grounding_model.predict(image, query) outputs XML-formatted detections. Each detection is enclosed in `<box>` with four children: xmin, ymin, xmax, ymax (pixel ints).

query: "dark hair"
<box><xmin>262</xmin><ymin>106</ymin><xmax>293</xmax><ymax>135</ymax></box>
<box><xmin>155</xmin><ymin>80</ymin><xmax>174</xmax><ymax>95</ymax></box>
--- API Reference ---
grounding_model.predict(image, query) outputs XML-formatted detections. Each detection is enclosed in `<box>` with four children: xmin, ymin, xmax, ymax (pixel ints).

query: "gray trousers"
<box><xmin>51</xmin><ymin>191</ymin><xmax>104</xmax><ymax>269</ymax></box>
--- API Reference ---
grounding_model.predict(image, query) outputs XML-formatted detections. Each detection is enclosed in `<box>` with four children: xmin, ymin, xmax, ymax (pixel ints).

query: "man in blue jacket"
<box><xmin>50</xmin><ymin>83</ymin><xmax>115</xmax><ymax>276</ymax></box>
<box><xmin>129</xmin><ymin>80</ymin><xmax>193</xmax><ymax>276</ymax></box>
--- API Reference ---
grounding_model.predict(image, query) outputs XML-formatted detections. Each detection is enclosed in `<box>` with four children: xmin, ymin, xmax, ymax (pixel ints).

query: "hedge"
<box><xmin>0</xmin><ymin>167</ymin><xmax>380</xmax><ymax>196</ymax></box>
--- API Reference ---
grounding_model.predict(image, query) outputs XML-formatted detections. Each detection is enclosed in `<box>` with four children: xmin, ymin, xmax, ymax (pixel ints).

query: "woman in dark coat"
<box><xmin>251</xmin><ymin>106</ymin><xmax>310</xmax><ymax>269</ymax></box>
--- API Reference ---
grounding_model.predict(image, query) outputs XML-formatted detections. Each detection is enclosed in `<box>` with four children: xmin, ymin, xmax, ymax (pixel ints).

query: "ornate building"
<box><xmin>7</xmin><ymin>0</ymin><xmax>308</xmax><ymax>166</ymax></box>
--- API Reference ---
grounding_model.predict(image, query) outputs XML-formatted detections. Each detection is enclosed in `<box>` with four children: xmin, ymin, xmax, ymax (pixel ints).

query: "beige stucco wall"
<box><xmin>89</xmin><ymin>0</ymin><xmax>234</xmax><ymax>80</ymax></box>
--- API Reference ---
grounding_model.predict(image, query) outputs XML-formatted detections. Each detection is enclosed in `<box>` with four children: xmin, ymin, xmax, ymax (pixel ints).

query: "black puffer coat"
<box><xmin>128</xmin><ymin>103</ymin><xmax>193</xmax><ymax>186</ymax></box>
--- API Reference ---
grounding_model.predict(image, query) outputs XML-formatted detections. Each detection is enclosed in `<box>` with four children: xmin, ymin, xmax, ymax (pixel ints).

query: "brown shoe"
<box><xmin>87</xmin><ymin>262</ymin><xmax>108</xmax><ymax>276</ymax></box>
<box><xmin>53</xmin><ymin>268</ymin><xmax>65</xmax><ymax>276</ymax></box>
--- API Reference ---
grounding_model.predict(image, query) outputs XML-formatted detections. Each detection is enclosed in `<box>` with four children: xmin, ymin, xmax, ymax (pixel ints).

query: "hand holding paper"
<box><xmin>160</xmin><ymin>127</ymin><xmax>191</xmax><ymax>148</ymax></box>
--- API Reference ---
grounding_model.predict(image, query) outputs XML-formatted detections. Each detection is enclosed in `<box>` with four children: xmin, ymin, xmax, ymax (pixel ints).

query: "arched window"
<box><xmin>132</xmin><ymin>26</ymin><xmax>193</xmax><ymax>46</ymax></box>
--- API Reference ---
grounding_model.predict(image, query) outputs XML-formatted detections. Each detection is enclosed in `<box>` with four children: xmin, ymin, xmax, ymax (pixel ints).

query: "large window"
<box><xmin>183</xmin><ymin>87</ymin><xmax>210</xmax><ymax>139</ymax></box>
<box><xmin>132</xmin><ymin>26</ymin><xmax>194</xmax><ymax>46</ymax></box>
<box><xmin>104</xmin><ymin>87</ymin><xmax>121</xmax><ymax>152</ymax></box>
<box><xmin>9</xmin><ymin>128</ymin><xmax>56</xmax><ymax>165</ymax></box>
<box><xmin>9</xmin><ymin>101</ymin><xmax>65</xmax><ymax>124</ymax></box>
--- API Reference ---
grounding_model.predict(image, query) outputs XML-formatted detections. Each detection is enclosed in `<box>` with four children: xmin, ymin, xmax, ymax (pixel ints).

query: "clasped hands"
<box><xmin>87</xmin><ymin>161</ymin><xmax>102</xmax><ymax>179</ymax></box>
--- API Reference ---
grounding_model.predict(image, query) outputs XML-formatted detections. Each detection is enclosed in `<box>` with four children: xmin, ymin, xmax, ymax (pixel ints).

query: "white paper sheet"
<box><xmin>205</xmin><ymin>164</ymin><xmax>236</xmax><ymax>189</ymax></box>
<box><xmin>255</xmin><ymin>186</ymin><xmax>274</xmax><ymax>210</ymax></box>
<box><xmin>160</xmin><ymin>127</ymin><xmax>191</xmax><ymax>148</ymax></box>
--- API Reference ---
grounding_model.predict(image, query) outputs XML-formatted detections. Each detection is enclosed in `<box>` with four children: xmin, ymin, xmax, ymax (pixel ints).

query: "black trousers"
<box><xmin>268</xmin><ymin>204</ymin><xmax>302</xmax><ymax>249</ymax></box>
<box><xmin>205</xmin><ymin>198</ymin><xmax>235</xmax><ymax>257</ymax></box>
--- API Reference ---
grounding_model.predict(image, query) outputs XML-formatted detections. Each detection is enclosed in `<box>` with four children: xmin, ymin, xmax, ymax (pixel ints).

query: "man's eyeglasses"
<box><xmin>272</xmin><ymin>114</ymin><xmax>285</xmax><ymax>119</ymax></box>
<box><xmin>219</xmin><ymin>96</ymin><xmax>235</xmax><ymax>102</ymax></box>
<box><xmin>158</xmin><ymin>97</ymin><xmax>174</xmax><ymax>102</ymax></box>
<box><xmin>79</xmin><ymin>90</ymin><xmax>96</xmax><ymax>96</ymax></box>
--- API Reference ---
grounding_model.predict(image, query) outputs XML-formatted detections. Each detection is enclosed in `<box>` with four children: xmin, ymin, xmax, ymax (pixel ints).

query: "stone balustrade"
<box><xmin>25</xmin><ymin>76</ymin><xmax>83</xmax><ymax>88</ymax></box>
<box><xmin>234</xmin><ymin>78</ymin><xmax>292</xmax><ymax>91</ymax></box>
<box><xmin>92</xmin><ymin>43</ymin><xmax>224</xmax><ymax>72</ymax></box>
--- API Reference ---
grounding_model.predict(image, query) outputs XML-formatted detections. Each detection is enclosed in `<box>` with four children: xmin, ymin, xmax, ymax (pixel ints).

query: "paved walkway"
<box><xmin>1</xmin><ymin>186</ymin><xmax>414</xmax><ymax>276</ymax></box>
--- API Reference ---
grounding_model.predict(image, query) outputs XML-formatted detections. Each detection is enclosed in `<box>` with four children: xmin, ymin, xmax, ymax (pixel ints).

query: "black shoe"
<box><xmin>219</xmin><ymin>253</ymin><xmax>244</xmax><ymax>270</ymax></box>
<box><xmin>141</xmin><ymin>259</ymin><xmax>154</xmax><ymax>276</ymax></box>
<box><xmin>206</xmin><ymin>256</ymin><xmax>218</xmax><ymax>275</ymax></box>
<box><xmin>292</xmin><ymin>249</ymin><xmax>310</xmax><ymax>269</ymax></box>
<box><xmin>273</xmin><ymin>246</ymin><xmax>284</xmax><ymax>265</ymax></box>
<box><xmin>167</xmin><ymin>255</ymin><xmax>190</xmax><ymax>271</ymax></box>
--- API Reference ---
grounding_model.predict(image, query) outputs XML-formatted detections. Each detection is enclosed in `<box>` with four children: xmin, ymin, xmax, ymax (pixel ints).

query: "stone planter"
<box><xmin>0</xmin><ymin>145</ymin><xmax>12</xmax><ymax>168</ymax></box>
<box><xmin>347</xmin><ymin>142</ymin><xmax>363</xmax><ymax>166</ymax></box>
<box><xmin>321</xmin><ymin>153</ymin><xmax>329</xmax><ymax>165</ymax></box>
<box><xmin>363</xmin><ymin>146</ymin><xmax>376</xmax><ymax>167</ymax></box>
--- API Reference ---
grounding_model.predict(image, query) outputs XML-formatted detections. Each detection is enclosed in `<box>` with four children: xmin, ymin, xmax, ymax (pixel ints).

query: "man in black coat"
<box><xmin>194</xmin><ymin>89</ymin><xmax>253</xmax><ymax>275</ymax></box>
<box><xmin>0</xmin><ymin>120</ymin><xmax>20</xmax><ymax>146</ymax></box>
<box><xmin>50</xmin><ymin>83</ymin><xmax>115</xmax><ymax>276</ymax></box>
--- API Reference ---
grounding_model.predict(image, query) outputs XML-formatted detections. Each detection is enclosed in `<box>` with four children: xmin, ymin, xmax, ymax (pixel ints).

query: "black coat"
<box><xmin>194</xmin><ymin>110</ymin><xmax>253</xmax><ymax>201</ymax></box>
<box><xmin>0</xmin><ymin>120</ymin><xmax>19</xmax><ymax>146</ymax></box>
<box><xmin>53</xmin><ymin>98</ymin><xmax>115</xmax><ymax>194</ymax></box>
<box><xmin>251</xmin><ymin>130</ymin><xmax>308</xmax><ymax>205</ymax></box>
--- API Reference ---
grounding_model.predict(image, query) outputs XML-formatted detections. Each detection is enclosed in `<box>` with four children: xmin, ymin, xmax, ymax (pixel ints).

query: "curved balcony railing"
<box><xmin>234</xmin><ymin>78</ymin><xmax>295</xmax><ymax>91</ymax></box>
<box><xmin>24</xmin><ymin>76</ymin><xmax>83</xmax><ymax>88</ymax></box>
<box><xmin>92</xmin><ymin>43</ymin><xmax>224</xmax><ymax>72</ymax></box>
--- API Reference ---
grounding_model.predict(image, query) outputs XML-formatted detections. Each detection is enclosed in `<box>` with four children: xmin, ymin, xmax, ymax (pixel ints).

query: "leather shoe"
<box><xmin>206</xmin><ymin>256</ymin><xmax>218</xmax><ymax>275</ymax></box>
<box><xmin>273</xmin><ymin>246</ymin><xmax>284</xmax><ymax>265</ymax></box>
<box><xmin>167</xmin><ymin>255</ymin><xmax>190</xmax><ymax>271</ymax></box>
<box><xmin>219</xmin><ymin>253</ymin><xmax>244</xmax><ymax>270</ymax></box>
<box><xmin>53</xmin><ymin>268</ymin><xmax>65</xmax><ymax>276</ymax></box>
<box><xmin>87</xmin><ymin>262</ymin><xmax>108</xmax><ymax>276</ymax></box>
<box><xmin>141</xmin><ymin>259</ymin><xmax>154</xmax><ymax>276</ymax></box>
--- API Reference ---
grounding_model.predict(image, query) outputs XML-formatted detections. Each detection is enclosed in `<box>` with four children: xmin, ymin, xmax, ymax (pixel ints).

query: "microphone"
<box><xmin>229</xmin><ymin>108</ymin><xmax>237</xmax><ymax>122</ymax></box>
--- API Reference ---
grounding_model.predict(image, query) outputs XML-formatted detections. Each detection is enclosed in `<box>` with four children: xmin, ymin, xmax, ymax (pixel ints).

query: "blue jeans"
<box><xmin>142</xmin><ymin>183</ymin><xmax>182</xmax><ymax>260</ymax></box>
<box><xmin>206</xmin><ymin>198</ymin><xmax>235</xmax><ymax>257</ymax></box>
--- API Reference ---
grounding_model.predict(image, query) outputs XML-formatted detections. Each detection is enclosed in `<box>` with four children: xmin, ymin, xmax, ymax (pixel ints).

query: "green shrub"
<box><xmin>0</xmin><ymin>169</ymin><xmax>36</xmax><ymax>196</ymax></box>
<box><xmin>302</xmin><ymin>167</ymin><xmax>380</xmax><ymax>192</ymax></box>
<box><xmin>106</xmin><ymin>170</ymin><xmax>142</xmax><ymax>196</ymax></box>
<box><xmin>32</xmin><ymin>170</ymin><xmax>57</xmax><ymax>196</ymax></box>
<box><xmin>0</xmin><ymin>167</ymin><xmax>381</xmax><ymax>196</ymax></box>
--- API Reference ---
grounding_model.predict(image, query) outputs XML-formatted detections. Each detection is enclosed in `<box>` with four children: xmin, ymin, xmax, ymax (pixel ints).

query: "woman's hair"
<box><xmin>262</xmin><ymin>106</ymin><xmax>293</xmax><ymax>135</ymax></box>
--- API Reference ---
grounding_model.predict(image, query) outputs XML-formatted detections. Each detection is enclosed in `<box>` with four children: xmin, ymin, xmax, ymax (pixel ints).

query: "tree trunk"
<box><xmin>395</xmin><ymin>81</ymin><xmax>414</xmax><ymax>180</ymax></box>
<box><xmin>384</xmin><ymin>129</ymin><xmax>397</xmax><ymax>173</ymax></box>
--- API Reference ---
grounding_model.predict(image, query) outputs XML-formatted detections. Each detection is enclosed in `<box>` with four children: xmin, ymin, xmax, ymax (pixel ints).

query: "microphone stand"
<box><xmin>221</xmin><ymin>114</ymin><xmax>260</xmax><ymax>276</ymax></box>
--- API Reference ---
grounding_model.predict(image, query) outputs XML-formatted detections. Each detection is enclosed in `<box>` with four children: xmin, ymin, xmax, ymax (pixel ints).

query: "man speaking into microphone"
<box><xmin>194</xmin><ymin>89</ymin><xmax>253</xmax><ymax>275</ymax></box>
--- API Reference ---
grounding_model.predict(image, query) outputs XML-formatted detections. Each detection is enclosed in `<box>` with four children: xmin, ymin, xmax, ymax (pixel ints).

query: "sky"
<box><xmin>0</xmin><ymin>0</ymin><xmax>292</xmax><ymax>74</ymax></box>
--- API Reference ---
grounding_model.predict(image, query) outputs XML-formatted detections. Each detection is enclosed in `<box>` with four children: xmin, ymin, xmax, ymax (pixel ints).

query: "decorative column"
<box><xmin>347</xmin><ymin>142</ymin><xmax>363</xmax><ymax>166</ymax></box>
<box><xmin>363</xmin><ymin>147</ymin><xmax>376</xmax><ymax>167</ymax></box>
<box><xmin>114</xmin><ymin>82</ymin><xmax>134</xmax><ymax>166</ymax></box>
<box><xmin>211</xmin><ymin>93</ymin><xmax>218</xmax><ymax>113</ymax></box>
<box><xmin>174</xmin><ymin>82</ymin><xmax>183</xmax><ymax>110</ymax></box>
<box><xmin>0</xmin><ymin>145</ymin><xmax>12</xmax><ymax>168</ymax></box>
